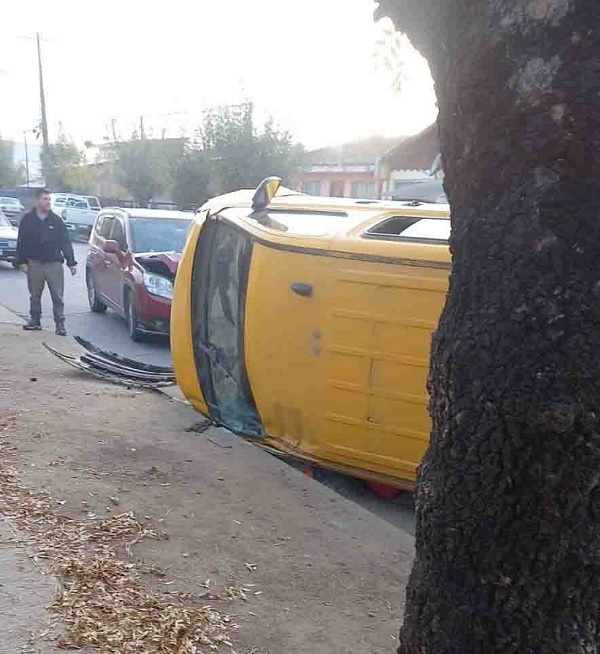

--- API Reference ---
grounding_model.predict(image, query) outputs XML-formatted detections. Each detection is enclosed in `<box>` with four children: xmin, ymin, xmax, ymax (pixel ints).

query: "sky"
<box><xmin>0</xmin><ymin>0</ymin><xmax>437</xmax><ymax>151</ymax></box>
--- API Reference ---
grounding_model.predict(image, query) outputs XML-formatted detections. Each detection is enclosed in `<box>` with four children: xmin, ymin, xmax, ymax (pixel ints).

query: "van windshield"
<box><xmin>130</xmin><ymin>218</ymin><xmax>192</xmax><ymax>253</ymax></box>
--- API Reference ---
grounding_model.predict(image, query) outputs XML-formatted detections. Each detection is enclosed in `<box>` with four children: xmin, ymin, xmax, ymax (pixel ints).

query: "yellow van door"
<box><xmin>322</xmin><ymin>254</ymin><xmax>448</xmax><ymax>486</ymax></box>
<box><xmin>244</xmin><ymin>244</ymin><xmax>330</xmax><ymax>459</ymax></box>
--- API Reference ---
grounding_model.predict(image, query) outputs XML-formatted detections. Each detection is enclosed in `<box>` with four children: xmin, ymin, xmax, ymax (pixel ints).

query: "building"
<box><xmin>378</xmin><ymin>123</ymin><xmax>442</xmax><ymax>199</ymax></box>
<box><xmin>297</xmin><ymin>136</ymin><xmax>404</xmax><ymax>199</ymax></box>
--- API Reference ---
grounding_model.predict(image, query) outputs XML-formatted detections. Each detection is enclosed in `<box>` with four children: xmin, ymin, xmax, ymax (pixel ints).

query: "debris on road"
<box><xmin>43</xmin><ymin>337</ymin><xmax>175</xmax><ymax>389</ymax></box>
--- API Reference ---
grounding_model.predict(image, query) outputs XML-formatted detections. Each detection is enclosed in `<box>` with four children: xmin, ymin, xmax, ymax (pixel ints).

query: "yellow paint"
<box><xmin>171</xmin><ymin>185</ymin><xmax>451</xmax><ymax>488</ymax></box>
<box><xmin>251</xmin><ymin>176</ymin><xmax>282</xmax><ymax>211</ymax></box>
<box><xmin>170</xmin><ymin>216</ymin><xmax>208</xmax><ymax>415</ymax></box>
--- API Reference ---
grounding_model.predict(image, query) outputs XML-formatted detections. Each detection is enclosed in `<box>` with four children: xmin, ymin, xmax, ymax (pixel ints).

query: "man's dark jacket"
<box><xmin>16</xmin><ymin>210</ymin><xmax>77</xmax><ymax>267</ymax></box>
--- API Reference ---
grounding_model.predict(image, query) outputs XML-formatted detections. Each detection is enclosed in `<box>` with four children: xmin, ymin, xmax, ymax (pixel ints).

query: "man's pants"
<box><xmin>27</xmin><ymin>261</ymin><xmax>65</xmax><ymax>325</ymax></box>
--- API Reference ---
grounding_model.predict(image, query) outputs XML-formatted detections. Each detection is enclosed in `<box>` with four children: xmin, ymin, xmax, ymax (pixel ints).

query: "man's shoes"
<box><xmin>55</xmin><ymin>323</ymin><xmax>67</xmax><ymax>336</ymax></box>
<box><xmin>23</xmin><ymin>320</ymin><xmax>41</xmax><ymax>331</ymax></box>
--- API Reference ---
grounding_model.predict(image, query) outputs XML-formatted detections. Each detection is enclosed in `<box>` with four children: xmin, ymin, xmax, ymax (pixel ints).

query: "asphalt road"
<box><xmin>0</xmin><ymin>242</ymin><xmax>171</xmax><ymax>367</ymax></box>
<box><xmin>0</xmin><ymin>241</ymin><xmax>416</xmax><ymax>535</ymax></box>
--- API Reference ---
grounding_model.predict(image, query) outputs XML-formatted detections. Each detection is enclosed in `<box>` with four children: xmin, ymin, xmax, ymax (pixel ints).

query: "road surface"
<box><xmin>0</xmin><ymin>242</ymin><xmax>416</xmax><ymax>534</ymax></box>
<box><xmin>0</xmin><ymin>243</ymin><xmax>171</xmax><ymax>366</ymax></box>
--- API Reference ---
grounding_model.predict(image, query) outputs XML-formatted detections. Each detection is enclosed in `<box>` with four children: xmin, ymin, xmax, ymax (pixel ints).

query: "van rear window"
<box><xmin>365</xmin><ymin>217</ymin><xmax>450</xmax><ymax>243</ymax></box>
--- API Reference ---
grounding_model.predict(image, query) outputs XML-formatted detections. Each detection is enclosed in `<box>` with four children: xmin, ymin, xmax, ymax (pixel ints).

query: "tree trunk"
<box><xmin>377</xmin><ymin>1</ymin><xmax>600</xmax><ymax>652</ymax></box>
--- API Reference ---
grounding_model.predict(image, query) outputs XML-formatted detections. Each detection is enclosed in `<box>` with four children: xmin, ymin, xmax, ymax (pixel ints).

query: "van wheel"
<box><xmin>87</xmin><ymin>270</ymin><xmax>107</xmax><ymax>313</ymax></box>
<box><xmin>125</xmin><ymin>290</ymin><xmax>144</xmax><ymax>342</ymax></box>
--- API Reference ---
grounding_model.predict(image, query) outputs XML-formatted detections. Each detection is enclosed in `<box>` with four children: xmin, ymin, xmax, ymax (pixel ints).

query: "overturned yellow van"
<box><xmin>171</xmin><ymin>178</ymin><xmax>451</xmax><ymax>489</ymax></box>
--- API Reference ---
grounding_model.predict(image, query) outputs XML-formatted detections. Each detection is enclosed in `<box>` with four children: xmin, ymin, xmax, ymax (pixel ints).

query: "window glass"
<box><xmin>365</xmin><ymin>216</ymin><xmax>450</xmax><ymax>242</ymax></box>
<box><xmin>351</xmin><ymin>182</ymin><xmax>376</xmax><ymax>199</ymax></box>
<box><xmin>399</xmin><ymin>218</ymin><xmax>451</xmax><ymax>241</ymax></box>
<box><xmin>94</xmin><ymin>215</ymin><xmax>104</xmax><ymax>235</ymax></box>
<box><xmin>110</xmin><ymin>219</ymin><xmax>127</xmax><ymax>250</ymax></box>
<box><xmin>191</xmin><ymin>221</ymin><xmax>262</xmax><ymax>436</ymax></box>
<box><xmin>99</xmin><ymin>215</ymin><xmax>115</xmax><ymax>238</ymax></box>
<box><xmin>129</xmin><ymin>218</ymin><xmax>192</xmax><ymax>253</ymax></box>
<box><xmin>302</xmin><ymin>181</ymin><xmax>322</xmax><ymax>196</ymax></box>
<box><xmin>365</xmin><ymin>216</ymin><xmax>450</xmax><ymax>241</ymax></box>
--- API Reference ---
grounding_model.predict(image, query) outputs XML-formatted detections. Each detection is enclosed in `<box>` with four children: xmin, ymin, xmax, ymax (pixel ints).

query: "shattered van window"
<box><xmin>192</xmin><ymin>221</ymin><xmax>263</xmax><ymax>437</ymax></box>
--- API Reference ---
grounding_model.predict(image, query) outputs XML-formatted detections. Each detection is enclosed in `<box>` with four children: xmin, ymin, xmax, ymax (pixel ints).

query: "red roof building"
<box><xmin>296</xmin><ymin>136</ymin><xmax>403</xmax><ymax>199</ymax></box>
<box><xmin>296</xmin><ymin>125</ymin><xmax>441</xmax><ymax>200</ymax></box>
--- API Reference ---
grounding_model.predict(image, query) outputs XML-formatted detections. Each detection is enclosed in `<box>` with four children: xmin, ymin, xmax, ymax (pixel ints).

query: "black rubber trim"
<box><xmin>43</xmin><ymin>342</ymin><xmax>174</xmax><ymax>389</ymax></box>
<box><xmin>74</xmin><ymin>336</ymin><xmax>174</xmax><ymax>373</ymax></box>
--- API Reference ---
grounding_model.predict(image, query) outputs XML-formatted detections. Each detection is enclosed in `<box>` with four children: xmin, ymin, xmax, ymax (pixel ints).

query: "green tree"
<box><xmin>196</xmin><ymin>102</ymin><xmax>302</xmax><ymax>196</ymax></box>
<box><xmin>255</xmin><ymin>118</ymin><xmax>304</xmax><ymax>188</ymax></box>
<box><xmin>376</xmin><ymin>1</ymin><xmax>600</xmax><ymax>653</ymax></box>
<box><xmin>42</xmin><ymin>133</ymin><xmax>85</xmax><ymax>191</ymax></box>
<box><xmin>171</xmin><ymin>147</ymin><xmax>212</xmax><ymax>209</ymax></box>
<box><xmin>113</xmin><ymin>134</ymin><xmax>184</xmax><ymax>207</ymax></box>
<box><xmin>0</xmin><ymin>140</ymin><xmax>24</xmax><ymax>188</ymax></box>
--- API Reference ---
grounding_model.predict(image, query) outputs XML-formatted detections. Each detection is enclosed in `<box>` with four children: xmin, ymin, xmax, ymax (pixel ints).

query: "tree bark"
<box><xmin>377</xmin><ymin>1</ymin><xmax>600</xmax><ymax>652</ymax></box>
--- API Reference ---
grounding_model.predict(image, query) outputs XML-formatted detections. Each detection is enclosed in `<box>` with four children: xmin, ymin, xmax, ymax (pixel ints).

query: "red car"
<box><xmin>86</xmin><ymin>208</ymin><xmax>192</xmax><ymax>340</ymax></box>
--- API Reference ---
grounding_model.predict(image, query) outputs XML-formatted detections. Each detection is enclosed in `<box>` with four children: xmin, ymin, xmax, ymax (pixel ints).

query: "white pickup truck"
<box><xmin>51</xmin><ymin>194</ymin><xmax>101</xmax><ymax>239</ymax></box>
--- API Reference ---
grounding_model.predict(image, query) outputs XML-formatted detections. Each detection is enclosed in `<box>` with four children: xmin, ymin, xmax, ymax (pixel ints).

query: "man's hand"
<box><xmin>20</xmin><ymin>264</ymin><xmax>28</xmax><ymax>274</ymax></box>
<box><xmin>69</xmin><ymin>265</ymin><xmax>77</xmax><ymax>277</ymax></box>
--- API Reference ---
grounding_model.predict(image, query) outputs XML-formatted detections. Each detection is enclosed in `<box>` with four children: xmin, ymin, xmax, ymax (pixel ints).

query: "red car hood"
<box><xmin>134</xmin><ymin>252</ymin><xmax>181</xmax><ymax>279</ymax></box>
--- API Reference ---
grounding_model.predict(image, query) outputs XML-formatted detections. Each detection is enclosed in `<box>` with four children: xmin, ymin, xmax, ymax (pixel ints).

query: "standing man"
<box><xmin>16</xmin><ymin>188</ymin><xmax>77</xmax><ymax>336</ymax></box>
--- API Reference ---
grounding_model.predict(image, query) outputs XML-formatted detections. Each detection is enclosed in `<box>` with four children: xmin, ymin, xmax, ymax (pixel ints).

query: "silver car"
<box><xmin>0</xmin><ymin>197</ymin><xmax>25</xmax><ymax>225</ymax></box>
<box><xmin>0</xmin><ymin>210</ymin><xmax>19</xmax><ymax>266</ymax></box>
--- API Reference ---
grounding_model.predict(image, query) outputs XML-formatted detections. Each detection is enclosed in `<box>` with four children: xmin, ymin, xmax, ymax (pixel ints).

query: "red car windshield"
<box><xmin>130</xmin><ymin>218</ymin><xmax>191</xmax><ymax>254</ymax></box>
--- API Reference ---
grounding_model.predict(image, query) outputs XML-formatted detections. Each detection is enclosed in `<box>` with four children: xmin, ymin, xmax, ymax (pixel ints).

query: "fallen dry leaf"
<box><xmin>0</xmin><ymin>432</ymin><xmax>238</xmax><ymax>653</ymax></box>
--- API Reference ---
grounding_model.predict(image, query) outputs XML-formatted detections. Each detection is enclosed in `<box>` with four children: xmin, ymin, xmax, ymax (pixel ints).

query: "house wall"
<box><xmin>296</xmin><ymin>171</ymin><xmax>379</xmax><ymax>199</ymax></box>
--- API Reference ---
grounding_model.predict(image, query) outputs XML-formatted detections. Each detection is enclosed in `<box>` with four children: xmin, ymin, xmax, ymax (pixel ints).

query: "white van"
<box><xmin>50</xmin><ymin>193</ymin><xmax>101</xmax><ymax>238</ymax></box>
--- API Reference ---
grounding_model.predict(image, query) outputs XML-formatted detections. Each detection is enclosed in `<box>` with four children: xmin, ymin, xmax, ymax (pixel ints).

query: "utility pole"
<box><xmin>139</xmin><ymin>115</ymin><xmax>145</xmax><ymax>139</ymax></box>
<box><xmin>23</xmin><ymin>132</ymin><xmax>30</xmax><ymax>188</ymax></box>
<box><xmin>36</xmin><ymin>32</ymin><xmax>50</xmax><ymax>157</ymax></box>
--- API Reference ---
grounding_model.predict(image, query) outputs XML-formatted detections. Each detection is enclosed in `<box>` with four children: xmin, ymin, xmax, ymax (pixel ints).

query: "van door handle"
<box><xmin>291</xmin><ymin>282</ymin><xmax>313</xmax><ymax>298</ymax></box>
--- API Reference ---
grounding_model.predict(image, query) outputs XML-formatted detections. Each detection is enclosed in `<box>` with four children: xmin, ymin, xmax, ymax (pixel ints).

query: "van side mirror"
<box><xmin>103</xmin><ymin>239</ymin><xmax>120</xmax><ymax>255</ymax></box>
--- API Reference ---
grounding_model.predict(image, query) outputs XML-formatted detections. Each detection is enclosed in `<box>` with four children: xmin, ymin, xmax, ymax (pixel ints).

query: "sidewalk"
<box><xmin>0</xmin><ymin>303</ymin><xmax>22</xmax><ymax>325</ymax></box>
<box><xmin>0</xmin><ymin>323</ymin><xmax>414</xmax><ymax>653</ymax></box>
<box><xmin>0</xmin><ymin>520</ymin><xmax>64</xmax><ymax>653</ymax></box>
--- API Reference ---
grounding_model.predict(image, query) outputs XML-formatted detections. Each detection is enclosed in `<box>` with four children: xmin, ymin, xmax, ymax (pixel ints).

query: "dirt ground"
<box><xmin>0</xmin><ymin>323</ymin><xmax>414</xmax><ymax>653</ymax></box>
